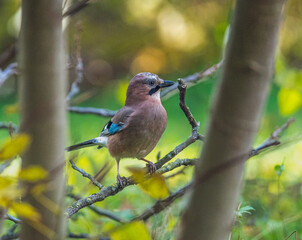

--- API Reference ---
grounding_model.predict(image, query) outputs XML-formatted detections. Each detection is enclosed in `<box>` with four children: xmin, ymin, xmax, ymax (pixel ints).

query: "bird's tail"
<box><xmin>66</xmin><ymin>136</ymin><xmax>108</xmax><ymax>152</ymax></box>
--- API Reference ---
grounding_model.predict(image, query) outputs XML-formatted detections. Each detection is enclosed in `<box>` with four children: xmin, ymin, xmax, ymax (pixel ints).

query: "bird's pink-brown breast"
<box><xmin>107</xmin><ymin>99</ymin><xmax>167</xmax><ymax>159</ymax></box>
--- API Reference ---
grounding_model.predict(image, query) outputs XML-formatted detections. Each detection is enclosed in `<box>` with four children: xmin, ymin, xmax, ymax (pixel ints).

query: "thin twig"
<box><xmin>0</xmin><ymin>232</ymin><xmax>18</xmax><ymax>240</ymax></box>
<box><xmin>67</xmin><ymin>61</ymin><xmax>223</xmax><ymax>118</ymax></box>
<box><xmin>68</xmin><ymin>193</ymin><xmax>124</xmax><ymax>223</ymax></box>
<box><xmin>0</xmin><ymin>232</ymin><xmax>109</xmax><ymax>240</ymax></box>
<box><xmin>0</xmin><ymin>63</ymin><xmax>17</xmax><ymax>88</ymax></box>
<box><xmin>66</xmin><ymin>58</ymin><xmax>83</xmax><ymax>102</ymax></box>
<box><xmin>165</xmin><ymin>167</ymin><xmax>186</xmax><ymax>179</ymax></box>
<box><xmin>68</xmin><ymin>233</ymin><xmax>109</xmax><ymax>239</ymax></box>
<box><xmin>132</xmin><ymin>183</ymin><xmax>192</xmax><ymax>221</ymax></box>
<box><xmin>63</xmin><ymin>0</ymin><xmax>91</xmax><ymax>17</ymax></box>
<box><xmin>66</xmin><ymin>22</ymin><xmax>83</xmax><ymax>102</ymax></box>
<box><xmin>155</xmin><ymin>79</ymin><xmax>204</xmax><ymax>169</ymax></box>
<box><xmin>161</xmin><ymin>60</ymin><xmax>223</xmax><ymax>100</ymax></box>
<box><xmin>250</xmin><ymin>118</ymin><xmax>295</xmax><ymax>156</ymax></box>
<box><xmin>0</xmin><ymin>122</ymin><xmax>18</xmax><ymax>134</ymax></box>
<box><xmin>69</xmin><ymin>158</ymin><xmax>103</xmax><ymax>190</ymax></box>
<box><xmin>284</xmin><ymin>230</ymin><xmax>297</xmax><ymax>240</ymax></box>
<box><xmin>68</xmin><ymin>106</ymin><xmax>117</xmax><ymax>117</ymax></box>
<box><xmin>4</xmin><ymin>215</ymin><xmax>21</xmax><ymax>224</ymax></box>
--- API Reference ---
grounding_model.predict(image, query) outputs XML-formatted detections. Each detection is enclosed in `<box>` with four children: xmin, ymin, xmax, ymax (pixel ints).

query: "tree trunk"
<box><xmin>19</xmin><ymin>1</ymin><xmax>66</xmax><ymax>240</ymax></box>
<box><xmin>178</xmin><ymin>0</ymin><xmax>285</xmax><ymax>239</ymax></box>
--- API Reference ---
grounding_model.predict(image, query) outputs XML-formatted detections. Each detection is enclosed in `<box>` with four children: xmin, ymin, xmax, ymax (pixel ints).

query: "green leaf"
<box><xmin>236</xmin><ymin>205</ymin><xmax>255</xmax><ymax>218</ymax></box>
<box><xmin>274</xmin><ymin>164</ymin><xmax>284</xmax><ymax>177</ymax></box>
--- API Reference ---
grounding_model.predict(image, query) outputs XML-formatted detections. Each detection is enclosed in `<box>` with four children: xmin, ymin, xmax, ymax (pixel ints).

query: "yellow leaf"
<box><xmin>278</xmin><ymin>88</ymin><xmax>302</xmax><ymax>116</ymax></box>
<box><xmin>4</xmin><ymin>104</ymin><xmax>19</xmax><ymax>115</ymax></box>
<box><xmin>111</xmin><ymin>221</ymin><xmax>151</xmax><ymax>240</ymax></box>
<box><xmin>128</xmin><ymin>167</ymin><xmax>147</xmax><ymax>182</ymax></box>
<box><xmin>0</xmin><ymin>176</ymin><xmax>15</xmax><ymax>190</ymax></box>
<box><xmin>128</xmin><ymin>167</ymin><xmax>170</xmax><ymax>199</ymax></box>
<box><xmin>0</xmin><ymin>177</ymin><xmax>21</xmax><ymax>206</ymax></box>
<box><xmin>0</xmin><ymin>134</ymin><xmax>31</xmax><ymax>161</ymax></box>
<box><xmin>19</xmin><ymin>165</ymin><xmax>48</xmax><ymax>182</ymax></box>
<box><xmin>11</xmin><ymin>202</ymin><xmax>41</xmax><ymax>222</ymax></box>
<box><xmin>31</xmin><ymin>183</ymin><xmax>48</xmax><ymax>196</ymax></box>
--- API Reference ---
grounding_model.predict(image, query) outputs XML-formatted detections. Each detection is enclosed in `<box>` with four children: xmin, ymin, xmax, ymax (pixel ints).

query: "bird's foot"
<box><xmin>146</xmin><ymin>161</ymin><xmax>157</xmax><ymax>174</ymax></box>
<box><xmin>117</xmin><ymin>175</ymin><xmax>127</xmax><ymax>187</ymax></box>
<box><xmin>140</xmin><ymin>158</ymin><xmax>157</xmax><ymax>174</ymax></box>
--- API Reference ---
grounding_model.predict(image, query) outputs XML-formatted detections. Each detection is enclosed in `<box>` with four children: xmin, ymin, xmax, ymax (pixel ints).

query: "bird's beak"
<box><xmin>158</xmin><ymin>80</ymin><xmax>174</xmax><ymax>88</ymax></box>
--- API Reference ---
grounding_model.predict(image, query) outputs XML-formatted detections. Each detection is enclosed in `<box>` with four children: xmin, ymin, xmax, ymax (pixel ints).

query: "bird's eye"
<box><xmin>149</xmin><ymin>80</ymin><xmax>155</xmax><ymax>86</ymax></box>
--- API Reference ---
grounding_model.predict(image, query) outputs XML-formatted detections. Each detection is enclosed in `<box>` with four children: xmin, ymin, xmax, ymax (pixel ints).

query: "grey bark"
<box><xmin>19</xmin><ymin>1</ymin><xmax>66</xmax><ymax>240</ymax></box>
<box><xmin>178</xmin><ymin>0</ymin><xmax>285</xmax><ymax>239</ymax></box>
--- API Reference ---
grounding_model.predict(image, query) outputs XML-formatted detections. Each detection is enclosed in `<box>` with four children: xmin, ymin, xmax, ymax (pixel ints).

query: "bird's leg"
<box><xmin>140</xmin><ymin>158</ymin><xmax>157</xmax><ymax>174</ymax></box>
<box><xmin>116</xmin><ymin>158</ymin><xmax>126</xmax><ymax>187</ymax></box>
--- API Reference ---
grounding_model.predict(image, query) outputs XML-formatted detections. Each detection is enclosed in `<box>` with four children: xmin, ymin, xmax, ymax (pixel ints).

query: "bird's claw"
<box><xmin>147</xmin><ymin>162</ymin><xmax>157</xmax><ymax>174</ymax></box>
<box><xmin>117</xmin><ymin>175</ymin><xmax>127</xmax><ymax>187</ymax></box>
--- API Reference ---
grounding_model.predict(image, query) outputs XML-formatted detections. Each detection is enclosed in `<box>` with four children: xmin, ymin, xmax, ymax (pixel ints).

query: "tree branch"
<box><xmin>160</xmin><ymin>60</ymin><xmax>223</xmax><ymax>100</ymax></box>
<box><xmin>67</xmin><ymin>233</ymin><xmax>109</xmax><ymax>239</ymax></box>
<box><xmin>69</xmin><ymin>158</ymin><xmax>103</xmax><ymax>190</ymax></box>
<box><xmin>67</xmin><ymin>60</ymin><xmax>223</xmax><ymax>118</ymax></box>
<box><xmin>0</xmin><ymin>63</ymin><xmax>17</xmax><ymax>88</ymax></box>
<box><xmin>66</xmin><ymin>58</ymin><xmax>83</xmax><ymax>102</ymax></box>
<box><xmin>66</xmin><ymin>157</ymin><xmax>197</xmax><ymax>218</ymax></box>
<box><xmin>132</xmin><ymin>183</ymin><xmax>192</xmax><ymax>221</ymax></box>
<box><xmin>3</xmin><ymin>215</ymin><xmax>21</xmax><ymax>224</ymax></box>
<box><xmin>128</xmin><ymin>118</ymin><xmax>295</xmax><ymax>222</ymax></box>
<box><xmin>68</xmin><ymin>106</ymin><xmax>117</xmax><ymax>117</ymax></box>
<box><xmin>250</xmin><ymin>118</ymin><xmax>295</xmax><ymax>156</ymax></box>
<box><xmin>0</xmin><ymin>122</ymin><xmax>18</xmax><ymax>134</ymax></box>
<box><xmin>68</xmin><ymin>193</ymin><xmax>124</xmax><ymax>223</ymax></box>
<box><xmin>63</xmin><ymin>0</ymin><xmax>91</xmax><ymax>17</ymax></box>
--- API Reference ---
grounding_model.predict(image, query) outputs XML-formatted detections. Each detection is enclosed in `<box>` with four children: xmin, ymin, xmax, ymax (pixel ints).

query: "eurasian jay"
<box><xmin>67</xmin><ymin>72</ymin><xmax>174</xmax><ymax>186</ymax></box>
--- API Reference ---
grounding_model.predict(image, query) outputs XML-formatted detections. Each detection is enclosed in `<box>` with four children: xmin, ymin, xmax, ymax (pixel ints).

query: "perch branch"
<box><xmin>155</xmin><ymin>79</ymin><xmax>203</xmax><ymax>169</ymax></box>
<box><xmin>66</xmin><ymin>158</ymin><xmax>197</xmax><ymax>217</ymax></box>
<box><xmin>67</xmin><ymin>81</ymin><xmax>203</xmax><ymax>217</ymax></box>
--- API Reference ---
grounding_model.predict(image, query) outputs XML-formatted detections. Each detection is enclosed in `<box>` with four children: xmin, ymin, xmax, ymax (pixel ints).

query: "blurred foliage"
<box><xmin>0</xmin><ymin>0</ymin><xmax>302</xmax><ymax>239</ymax></box>
<box><xmin>129</xmin><ymin>167</ymin><xmax>170</xmax><ymax>199</ymax></box>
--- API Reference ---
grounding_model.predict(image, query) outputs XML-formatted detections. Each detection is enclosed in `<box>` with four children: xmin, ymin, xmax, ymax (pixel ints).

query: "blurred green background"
<box><xmin>1</xmin><ymin>0</ymin><xmax>302</xmax><ymax>239</ymax></box>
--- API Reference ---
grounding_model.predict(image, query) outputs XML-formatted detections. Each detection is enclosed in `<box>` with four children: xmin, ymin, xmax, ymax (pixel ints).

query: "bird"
<box><xmin>66</xmin><ymin>72</ymin><xmax>174</xmax><ymax>186</ymax></box>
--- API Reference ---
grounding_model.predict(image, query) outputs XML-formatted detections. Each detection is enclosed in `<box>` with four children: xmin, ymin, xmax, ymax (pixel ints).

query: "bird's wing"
<box><xmin>99</xmin><ymin>107</ymin><xmax>134</xmax><ymax>136</ymax></box>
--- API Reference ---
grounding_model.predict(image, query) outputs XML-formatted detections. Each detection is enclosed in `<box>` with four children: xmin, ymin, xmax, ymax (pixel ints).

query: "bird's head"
<box><xmin>125</xmin><ymin>72</ymin><xmax>174</xmax><ymax>105</ymax></box>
